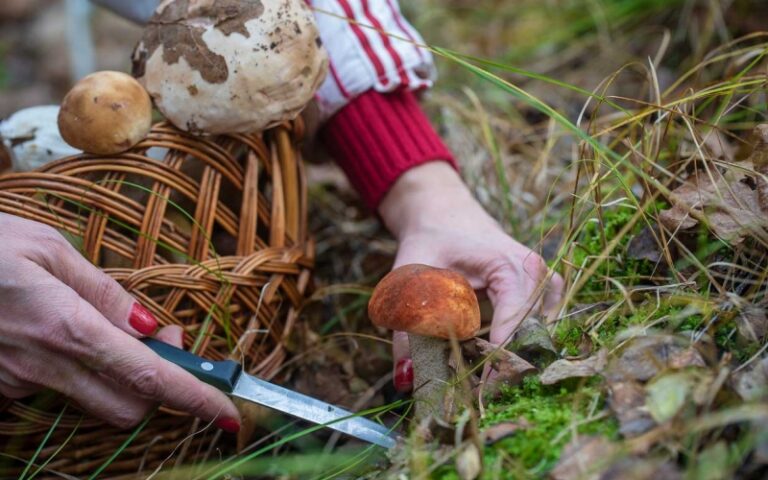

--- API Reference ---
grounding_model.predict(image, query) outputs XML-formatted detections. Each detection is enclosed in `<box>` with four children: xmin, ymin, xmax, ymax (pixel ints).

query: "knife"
<box><xmin>141</xmin><ymin>338</ymin><xmax>398</xmax><ymax>449</ymax></box>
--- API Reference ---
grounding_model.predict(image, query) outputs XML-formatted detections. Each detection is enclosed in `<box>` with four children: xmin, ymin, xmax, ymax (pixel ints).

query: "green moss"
<box><xmin>572</xmin><ymin>203</ymin><xmax>666</xmax><ymax>299</ymax></box>
<box><xmin>553</xmin><ymin>321</ymin><xmax>583</xmax><ymax>356</ymax></box>
<box><xmin>475</xmin><ymin>377</ymin><xmax>618</xmax><ymax>478</ymax></box>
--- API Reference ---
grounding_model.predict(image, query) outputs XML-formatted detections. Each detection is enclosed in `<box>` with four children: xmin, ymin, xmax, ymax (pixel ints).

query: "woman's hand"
<box><xmin>0</xmin><ymin>213</ymin><xmax>241</xmax><ymax>432</ymax></box>
<box><xmin>378</xmin><ymin>162</ymin><xmax>564</xmax><ymax>392</ymax></box>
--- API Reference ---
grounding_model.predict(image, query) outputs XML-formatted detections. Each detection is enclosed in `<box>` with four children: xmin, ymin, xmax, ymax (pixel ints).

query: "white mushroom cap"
<box><xmin>132</xmin><ymin>0</ymin><xmax>328</xmax><ymax>135</ymax></box>
<box><xmin>0</xmin><ymin>106</ymin><xmax>81</xmax><ymax>172</ymax></box>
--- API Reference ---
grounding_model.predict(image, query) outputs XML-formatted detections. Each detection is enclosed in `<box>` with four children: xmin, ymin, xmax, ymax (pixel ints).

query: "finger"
<box><xmin>391</xmin><ymin>331</ymin><xmax>413</xmax><ymax>393</ymax></box>
<box><xmin>31</xmin><ymin>234</ymin><xmax>156</xmax><ymax>336</ymax></box>
<box><xmin>63</xmin><ymin>302</ymin><xmax>241</xmax><ymax>432</ymax></box>
<box><xmin>0</xmin><ymin>381</ymin><xmax>39</xmax><ymax>399</ymax></box>
<box><xmin>155</xmin><ymin>325</ymin><xmax>185</xmax><ymax>348</ymax></box>
<box><xmin>47</xmin><ymin>358</ymin><xmax>155</xmax><ymax>429</ymax></box>
<box><xmin>487</xmin><ymin>253</ymin><xmax>552</xmax><ymax>346</ymax></box>
<box><xmin>542</xmin><ymin>272</ymin><xmax>565</xmax><ymax>320</ymax></box>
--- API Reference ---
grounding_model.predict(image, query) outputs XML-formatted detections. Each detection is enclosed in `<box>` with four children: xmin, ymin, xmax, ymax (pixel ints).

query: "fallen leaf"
<box><xmin>737</xmin><ymin>305</ymin><xmax>768</xmax><ymax>342</ymax></box>
<box><xmin>645</xmin><ymin>371</ymin><xmax>694</xmax><ymax>423</ymax></box>
<box><xmin>732</xmin><ymin>356</ymin><xmax>768</xmax><ymax>402</ymax></box>
<box><xmin>659</xmin><ymin>159</ymin><xmax>768</xmax><ymax>244</ymax></box>
<box><xmin>550</xmin><ymin>436</ymin><xmax>620</xmax><ymax>480</ymax></box>
<box><xmin>234</xmin><ymin>399</ymin><xmax>272</xmax><ymax>451</ymax></box>
<box><xmin>600</xmin><ymin>456</ymin><xmax>682</xmax><ymax>480</ymax></box>
<box><xmin>752</xmin><ymin>420</ymin><xmax>768</xmax><ymax>466</ymax></box>
<box><xmin>604</xmin><ymin>335</ymin><xmax>705</xmax><ymax>383</ymax></box>
<box><xmin>508</xmin><ymin>316</ymin><xmax>557</xmax><ymax>360</ymax></box>
<box><xmin>482</xmin><ymin>419</ymin><xmax>531</xmax><ymax>444</ymax></box>
<box><xmin>626</xmin><ymin>225</ymin><xmax>664</xmax><ymax>263</ymax></box>
<box><xmin>691</xmin><ymin>441</ymin><xmax>731</xmax><ymax>480</ymax></box>
<box><xmin>608</xmin><ymin>381</ymin><xmax>656</xmax><ymax>438</ymax></box>
<box><xmin>749</xmin><ymin>124</ymin><xmax>768</xmax><ymax>212</ymax></box>
<box><xmin>470</xmin><ymin>338</ymin><xmax>537</xmax><ymax>387</ymax></box>
<box><xmin>540</xmin><ymin>350</ymin><xmax>607</xmax><ymax>385</ymax></box>
<box><xmin>455</xmin><ymin>443</ymin><xmax>482</xmax><ymax>480</ymax></box>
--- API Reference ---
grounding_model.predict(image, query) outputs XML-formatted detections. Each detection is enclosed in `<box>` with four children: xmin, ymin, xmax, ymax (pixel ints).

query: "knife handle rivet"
<box><xmin>201</xmin><ymin>361</ymin><xmax>214</xmax><ymax>371</ymax></box>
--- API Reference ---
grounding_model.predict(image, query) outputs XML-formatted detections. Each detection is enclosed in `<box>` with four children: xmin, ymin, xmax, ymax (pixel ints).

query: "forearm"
<box><xmin>378</xmin><ymin>162</ymin><xmax>476</xmax><ymax>239</ymax></box>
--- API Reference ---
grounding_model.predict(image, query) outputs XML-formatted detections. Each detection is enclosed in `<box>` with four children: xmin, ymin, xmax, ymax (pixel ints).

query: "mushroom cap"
<box><xmin>368</xmin><ymin>264</ymin><xmax>481</xmax><ymax>340</ymax></box>
<box><xmin>2</xmin><ymin>106</ymin><xmax>80</xmax><ymax>172</ymax></box>
<box><xmin>132</xmin><ymin>0</ymin><xmax>328</xmax><ymax>135</ymax></box>
<box><xmin>58</xmin><ymin>71</ymin><xmax>152</xmax><ymax>155</ymax></box>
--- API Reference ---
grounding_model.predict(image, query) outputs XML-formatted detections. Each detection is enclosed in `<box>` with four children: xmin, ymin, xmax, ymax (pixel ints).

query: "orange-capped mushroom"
<box><xmin>369</xmin><ymin>264</ymin><xmax>480</xmax><ymax>424</ymax></box>
<box><xmin>369</xmin><ymin>264</ymin><xmax>480</xmax><ymax>340</ymax></box>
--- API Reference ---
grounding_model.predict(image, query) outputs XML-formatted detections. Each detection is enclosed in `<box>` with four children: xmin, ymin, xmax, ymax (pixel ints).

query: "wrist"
<box><xmin>378</xmin><ymin>162</ymin><xmax>473</xmax><ymax>239</ymax></box>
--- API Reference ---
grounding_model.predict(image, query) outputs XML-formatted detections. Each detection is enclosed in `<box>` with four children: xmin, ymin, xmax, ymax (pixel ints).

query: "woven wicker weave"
<box><xmin>0</xmin><ymin>120</ymin><xmax>313</xmax><ymax>477</ymax></box>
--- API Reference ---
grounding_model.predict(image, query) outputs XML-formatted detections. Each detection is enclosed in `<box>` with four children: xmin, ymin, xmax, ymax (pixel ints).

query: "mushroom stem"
<box><xmin>409</xmin><ymin>334</ymin><xmax>455</xmax><ymax>422</ymax></box>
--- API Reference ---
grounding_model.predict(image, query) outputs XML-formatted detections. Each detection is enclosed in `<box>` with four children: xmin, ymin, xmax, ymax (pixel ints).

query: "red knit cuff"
<box><xmin>320</xmin><ymin>89</ymin><xmax>457</xmax><ymax>211</ymax></box>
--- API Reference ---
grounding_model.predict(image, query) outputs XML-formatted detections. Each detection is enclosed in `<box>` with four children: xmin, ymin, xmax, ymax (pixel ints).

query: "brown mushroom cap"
<box><xmin>58</xmin><ymin>71</ymin><xmax>152</xmax><ymax>155</ymax></box>
<box><xmin>368</xmin><ymin>264</ymin><xmax>480</xmax><ymax>340</ymax></box>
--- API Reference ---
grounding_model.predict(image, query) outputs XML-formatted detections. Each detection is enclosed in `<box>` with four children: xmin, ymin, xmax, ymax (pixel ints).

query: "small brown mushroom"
<box><xmin>369</xmin><ymin>264</ymin><xmax>480</xmax><ymax>422</ymax></box>
<box><xmin>132</xmin><ymin>0</ymin><xmax>328</xmax><ymax>135</ymax></box>
<box><xmin>58</xmin><ymin>71</ymin><xmax>152</xmax><ymax>155</ymax></box>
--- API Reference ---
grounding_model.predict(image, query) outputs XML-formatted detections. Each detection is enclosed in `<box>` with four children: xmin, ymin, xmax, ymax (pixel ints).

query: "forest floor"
<box><xmin>2</xmin><ymin>1</ymin><xmax>768</xmax><ymax>479</ymax></box>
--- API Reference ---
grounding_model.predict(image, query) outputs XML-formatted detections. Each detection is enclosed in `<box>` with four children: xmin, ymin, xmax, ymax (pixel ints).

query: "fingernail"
<box><xmin>394</xmin><ymin>358</ymin><xmax>414</xmax><ymax>393</ymax></box>
<box><xmin>129</xmin><ymin>303</ymin><xmax>158</xmax><ymax>336</ymax></box>
<box><xmin>215</xmin><ymin>417</ymin><xmax>241</xmax><ymax>433</ymax></box>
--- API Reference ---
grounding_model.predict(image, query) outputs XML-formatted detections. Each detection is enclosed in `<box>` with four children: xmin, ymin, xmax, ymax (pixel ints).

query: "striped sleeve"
<box><xmin>309</xmin><ymin>0</ymin><xmax>437</xmax><ymax>119</ymax></box>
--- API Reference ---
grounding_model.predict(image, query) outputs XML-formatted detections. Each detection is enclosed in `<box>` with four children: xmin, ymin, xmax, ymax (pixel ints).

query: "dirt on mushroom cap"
<box><xmin>132</xmin><ymin>0</ymin><xmax>328</xmax><ymax>135</ymax></box>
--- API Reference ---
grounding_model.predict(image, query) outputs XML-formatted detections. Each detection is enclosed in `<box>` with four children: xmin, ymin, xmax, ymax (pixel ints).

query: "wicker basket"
<box><xmin>0</xmin><ymin>120</ymin><xmax>313</xmax><ymax>477</ymax></box>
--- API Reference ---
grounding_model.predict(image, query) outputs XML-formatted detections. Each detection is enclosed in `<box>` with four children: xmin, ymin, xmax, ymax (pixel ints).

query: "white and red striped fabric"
<box><xmin>91</xmin><ymin>0</ymin><xmax>437</xmax><ymax>119</ymax></box>
<box><xmin>308</xmin><ymin>0</ymin><xmax>436</xmax><ymax>118</ymax></box>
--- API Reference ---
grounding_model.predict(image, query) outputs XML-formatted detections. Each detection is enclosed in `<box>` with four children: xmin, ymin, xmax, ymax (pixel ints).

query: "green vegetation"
<box><xmin>481</xmin><ymin>378</ymin><xmax>618</xmax><ymax>476</ymax></box>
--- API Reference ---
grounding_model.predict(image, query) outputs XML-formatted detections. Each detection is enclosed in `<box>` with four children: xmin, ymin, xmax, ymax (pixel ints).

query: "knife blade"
<box><xmin>141</xmin><ymin>338</ymin><xmax>398</xmax><ymax>449</ymax></box>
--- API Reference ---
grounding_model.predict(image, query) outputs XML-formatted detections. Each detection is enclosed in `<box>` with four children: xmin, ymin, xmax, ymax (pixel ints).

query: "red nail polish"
<box><xmin>394</xmin><ymin>358</ymin><xmax>414</xmax><ymax>393</ymax></box>
<box><xmin>215</xmin><ymin>417</ymin><xmax>241</xmax><ymax>433</ymax></box>
<box><xmin>129</xmin><ymin>303</ymin><xmax>158</xmax><ymax>336</ymax></box>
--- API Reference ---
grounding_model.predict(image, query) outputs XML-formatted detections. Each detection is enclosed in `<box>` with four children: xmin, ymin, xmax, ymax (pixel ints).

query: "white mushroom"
<box><xmin>0</xmin><ymin>106</ymin><xmax>81</xmax><ymax>172</ymax></box>
<box><xmin>132</xmin><ymin>0</ymin><xmax>328</xmax><ymax>135</ymax></box>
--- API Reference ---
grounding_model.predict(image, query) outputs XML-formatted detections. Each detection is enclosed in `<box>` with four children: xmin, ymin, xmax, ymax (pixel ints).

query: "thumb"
<box><xmin>44</xmin><ymin>238</ymin><xmax>157</xmax><ymax>337</ymax></box>
<box><xmin>487</xmin><ymin>264</ymin><xmax>543</xmax><ymax>347</ymax></box>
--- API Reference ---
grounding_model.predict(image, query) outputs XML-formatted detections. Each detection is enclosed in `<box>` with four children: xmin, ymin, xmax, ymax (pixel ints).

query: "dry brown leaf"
<box><xmin>659</xmin><ymin>160</ymin><xmax>768</xmax><ymax>244</ymax></box>
<box><xmin>600</xmin><ymin>456</ymin><xmax>682</xmax><ymax>480</ymax></box>
<box><xmin>626</xmin><ymin>226</ymin><xmax>664</xmax><ymax>263</ymax></box>
<box><xmin>540</xmin><ymin>350</ymin><xmax>607</xmax><ymax>385</ymax></box>
<box><xmin>472</xmin><ymin>338</ymin><xmax>537</xmax><ymax>386</ymax></box>
<box><xmin>482</xmin><ymin>419</ymin><xmax>531</xmax><ymax>444</ymax></box>
<box><xmin>234</xmin><ymin>399</ymin><xmax>272</xmax><ymax>451</ymax></box>
<box><xmin>737</xmin><ymin>305</ymin><xmax>768</xmax><ymax>342</ymax></box>
<box><xmin>604</xmin><ymin>335</ymin><xmax>705</xmax><ymax>383</ymax></box>
<box><xmin>608</xmin><ymin>381</ymin><xmax>656</xmax><ymax>438</ymax></box>
<box><xmin>455</xmin><ymin>443</ymin><xmax>482</xmax><ymax>480</ymax></box>
<box><xmin>509</xmin><ymin>316</ymin><xmax>557</xmax><ymax>358</ymax></box>
<box><xmin>550</xmin><ymin>436</ymin><xmax>620</xmax><ymax>480</ymax></box>
<box><xmin>732</xmin><ymin>356</ymin><xmax>768</xmax><ymax>402</ymax></box>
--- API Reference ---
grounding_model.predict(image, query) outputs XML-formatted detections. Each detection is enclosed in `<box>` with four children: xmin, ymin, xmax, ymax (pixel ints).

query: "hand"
<box><xmin>0</xmin><ymin>213</ymin><xmax>241</xmax><ymax>432</ymax></box>
<box><xmin>378</xmin><ymin>162</ymin><xmax>564</xmax><ymax>392</ymax></box>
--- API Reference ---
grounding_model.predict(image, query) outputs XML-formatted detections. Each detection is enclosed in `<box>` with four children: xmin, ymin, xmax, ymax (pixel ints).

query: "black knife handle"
<box><xmin>141</xmin><ymin>338</ymin><xmax>242</xmax><ymax>393</ymax></box>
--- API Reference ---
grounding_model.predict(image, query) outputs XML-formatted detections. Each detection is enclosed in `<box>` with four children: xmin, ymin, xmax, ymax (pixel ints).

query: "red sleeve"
<box><xmin>319</xmin><ymin>89</ymin><xmax>457</xmax><ymax>211</ymax></box>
